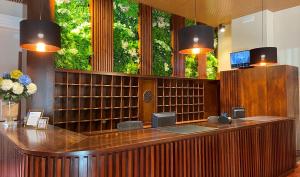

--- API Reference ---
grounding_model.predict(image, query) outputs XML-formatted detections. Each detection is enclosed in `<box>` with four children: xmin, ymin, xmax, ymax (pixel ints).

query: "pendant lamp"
<box><xmin>178</xmin><ymin>0</ymin><xmax>214</xmax><ymax>55</ymax></box>
<box><xmin>250</xmin><ymin>0</ymin><xmax>277</xmax><ymax>66</ymax></box>
<box><xmin>250</xmin><ymin>47</ymin><xmax>277</xmax><ymax>66</ymax></box>
<box><xmin>20</xmin><ymin>0</ymin><xmax>61</xmax><ymax>52</ymax></box>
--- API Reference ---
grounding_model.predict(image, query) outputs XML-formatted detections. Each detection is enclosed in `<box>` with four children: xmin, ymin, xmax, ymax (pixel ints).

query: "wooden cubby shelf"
<box><xmin>156</xmin><ymin>78</ymin><xmax>205</xmax><ymax>123</ymax></box>
<box><xmin>53</xmin><ymin>70</ymin><xmax>219</xmax><ymax>133</ymax></box>
<box><xmin>54</xmin><ymin>70</ymin><xmax>139</xmax><ymax>133</ymax></box>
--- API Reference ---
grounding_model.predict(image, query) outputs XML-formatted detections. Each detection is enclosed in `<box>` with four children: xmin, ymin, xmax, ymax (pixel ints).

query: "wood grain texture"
<box><xmin>0</xmin><ymin>117</ymin><xmax>296</xmax><ymax>177</ymax></box>
<box><xmin>220</xmin><ymin>65</ymin><xmax>299</xmax><ymax>118</ymax></box>
<box><xmin>139</xmin><ymin>78</ymin><xmax>157</xmax><ymax>124</ymax></box>
<box><xmin>137</xmin><ymin>0</ymin><xmax>300</xmax><ymax>26</ymax></box>
<box><xmin>220</xmin><ymin>69</ymin><xmax>239</xmax><ymax>116</ymax></box>
<box><xmin>171</xmin><ymin>15</ymin><xmax>185</xmax><ymax>77</ymax></box>
<box><xmin>197</xmin><ymin>54</ymin><xmax>208</xmax><ymax>79</ymax></box>
<box><xmin>238</xmin><ymin>67</ymin><xmax>268</xmax><ymax>116</ymax></box>
<box><xmin>91</xmin><ymin>0</ymin><xmax>113</xmax><ymax>72</ymax></box>
<box><xmin>139</xmin><ymin>4</ymin><xmax>153</xmax><ymax>75</ymax></box>
<box><xmin>204</xmin><ymin>80</ymin><xmax>220</xmax><ymax>118</ymax></box>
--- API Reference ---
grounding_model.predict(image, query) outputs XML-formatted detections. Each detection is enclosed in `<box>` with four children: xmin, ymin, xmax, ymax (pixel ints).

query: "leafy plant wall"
<box><xmin>113</xmin><ymin>0</ymin><xmax>139</xmax><ymax>74</ymax></box>
<box><xmin>152</xmin><ymin>9</ymin><xmax>172</xmax><ymax>77</ymax></box>
<box><xmin>184</xmin><ymin>19</ymin><xmax>219</xmax><ymax>80</ymax></box>
<box><xmin>54</xmin><ymin>0</ymin><xmax>92</xmax><ymax>71</ymax></box>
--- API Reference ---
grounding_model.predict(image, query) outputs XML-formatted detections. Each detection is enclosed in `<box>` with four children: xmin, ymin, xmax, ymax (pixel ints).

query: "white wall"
<box><xmin>231</xmin><ymin>10</ymin><xmax>274</xmax><ymax>52</ymax></box>
<box><xmin>218</xmin><ymin>24</ymin><xmax>232</xmax><ymax>71</ymax></box>
<box><xmin>274</xmin><ymin>6</ymin><xmax>300</xmax><ymax>68</ymax></box>
<box><xmin>0</xmin><ymin>0</ymin><xmax>23</xmax><ymax>73</ymax></box>
<box><xmin>219</xmin><ymin>5</ymin><xmax>300</xmax><ymax>71</ymax></box>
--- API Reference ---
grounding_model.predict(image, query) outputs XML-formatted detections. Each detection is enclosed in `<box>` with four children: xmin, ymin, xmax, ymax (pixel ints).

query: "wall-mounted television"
<box><xmin>230</xmin><ymin>50</ymin><xmax>250</xmax><ymax>69</ymax></box>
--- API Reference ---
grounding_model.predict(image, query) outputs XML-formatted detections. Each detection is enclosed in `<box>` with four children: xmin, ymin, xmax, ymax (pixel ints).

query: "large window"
<box><xmin>113</xmin><ymin>0</ymin><xmax>139</xmax><ymax>74</ymax></box>
<box><xmin>152</xmin><ymin>9</ymin><xmax>172</xmax><ymax>77</ymax></box>
<box><xmin>55</xmin><ymin>0</ymin><xmax>92</xmax><ymax>71</ymax></box>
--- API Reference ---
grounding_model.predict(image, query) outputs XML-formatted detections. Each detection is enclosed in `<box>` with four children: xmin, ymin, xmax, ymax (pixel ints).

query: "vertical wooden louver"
<box><xmin>91</xmin><ymin>0</ymin><xmax>113</xmax><ymax>72</ymax></box>
<box><xmin>139</xmin><ymin>4</ymin><xmax>152</xmax><ymax>75</ymax></box>
<box><xmin>220</xmin><ymin>70</ymin><xmax>240</xmax><ymax>116</ymax></box>
<box><xmin>171</xmin><ymin>15</ymin><xmax>185</xmax><ymax>77</ymax></box>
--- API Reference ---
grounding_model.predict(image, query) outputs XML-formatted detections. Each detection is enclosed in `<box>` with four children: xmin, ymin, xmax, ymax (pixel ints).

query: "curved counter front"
<box><xmin>0</xmin><ymin>116</ymin><xmax>296</xmax><ymax>177</ymax></box>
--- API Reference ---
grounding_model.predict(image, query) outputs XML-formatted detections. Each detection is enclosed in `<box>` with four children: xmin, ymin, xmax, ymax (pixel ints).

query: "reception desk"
<box><xmin>0</xmin><ymin>116</ymin><xmax>296</xmax><ymax>177</ymax></box>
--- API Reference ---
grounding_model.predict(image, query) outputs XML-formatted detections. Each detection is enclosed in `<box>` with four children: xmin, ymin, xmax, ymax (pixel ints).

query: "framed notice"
<box><xmin>37</xmin><ymin>117</ymin><xmax>49</xmax><ymax>129</ymax></box>
<box><xmin>26</xmin><ymin>110</ymin><xmax>43</xmax><ymax>127</ymax></box>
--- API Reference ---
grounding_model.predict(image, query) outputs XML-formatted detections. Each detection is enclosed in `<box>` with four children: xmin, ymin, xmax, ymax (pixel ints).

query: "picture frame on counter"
<box><xmin>25</xmin><ymin>109</ymin><xmax>44</xmax><ymax>127</ymax></box>
<box><xmin>37</xmin><ymin>117</ymin><xmax>49</xmax><ymax>129</ymax></box>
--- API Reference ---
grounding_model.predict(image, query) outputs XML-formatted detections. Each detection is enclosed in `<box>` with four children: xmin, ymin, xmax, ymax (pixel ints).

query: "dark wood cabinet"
<box><xmin>220</xmin><ymin>65</ymin><xmax>299</xmax><ymax>118</ymax></box>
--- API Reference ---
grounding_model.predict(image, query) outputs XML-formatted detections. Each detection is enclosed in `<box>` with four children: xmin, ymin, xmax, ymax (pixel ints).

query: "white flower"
<box><xmin>128</xmin><ymin>48</ymin><xmax>137</xmax><ymax>57</ymax></box>
<box><xmin>27</xmin><ymin>83</ymin><xmax>37</xmax><ymax>95</ymax></box>
<box><xmin>157</xmin><ymin>22</ymin><xmax>164</xmax><ymax>28</ymax></box>
<box><xmin>57</xmin><ymin>8</ymin><xmax>70</xmax><ymax>15</ymax></box>
<box><xmin>56</xmin><ymin>0</ymin><xmax>70</xmax><ymax>5</ymax></box>
<box><xmin>1</xmin><ymin>79</ymin><xmax>13</xmax><ymax>91</ymax></box>
<box><xmin>80</xmin><ymin>22</ymin><xmax>90</xmax><ymax>28</ymax></box>
<box><xmin>69</xmin><ymin>48</ymin><xmax>78</xmax><ymax>55</ymax></box>
<box><xmin>119</xmin><ymin>4</ymin><xmax>129</xmax><ymax>13</ymax></box>
<box><xmin>164</xmin><ymin>63</ymin><xmax>170</xmax><ymax>72</ymax></box>
<box><xmin>121</xmin><ymin>40</ymin><xmax>129</xmax><ymax>49</ymax></box>
<box><xmin>57</xmin><ymin>48</ymin><xmax>66</xmax><ymax>55</ymax></box>
<box><xmin>71</xmin><ymin>28</ymin><xmax>80</xmax><ymax>35</ymax></box>
<box><xmin>12</xmin><ymin>82</ymin><xmax>24</xmax><ymax>95</ymax></box>
<box><xmin>152</xmin><ymin>22</ymin><xmax>157</xmax><ymax>27</ymax></box>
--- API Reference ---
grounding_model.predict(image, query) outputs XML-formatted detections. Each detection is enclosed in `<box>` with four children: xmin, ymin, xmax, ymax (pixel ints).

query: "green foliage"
<box><xmin>54</xmin><ymin>0</ymin><xmax>92</xmax><ymax>71</ymax></box>
<box><xmin>152</xmin><ymin>10</ymin><xmax>172</xmax><ymax>77</ymax></box>
<box><xmin>185</xmin><ymin>55</ymin><xmax>198</xmax><ymax>78</ymax></box>
<box><xmin>113</xmin><ymin>0</ymin><xmax>139</xmax><ymax>74</ymax></box>
<box><xmin>207</xmin><ymin>52</ymin><xmax>218</xmax><ymax>80</ymax></box>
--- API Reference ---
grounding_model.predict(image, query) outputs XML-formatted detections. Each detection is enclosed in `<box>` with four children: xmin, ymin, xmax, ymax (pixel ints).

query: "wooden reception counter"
<box><xmin>0</xmin><ymin>116</ymin><xmax>296</xmax><ymax>177</ymax></box>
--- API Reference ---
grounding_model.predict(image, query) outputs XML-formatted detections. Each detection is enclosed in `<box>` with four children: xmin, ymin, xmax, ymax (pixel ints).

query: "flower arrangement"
<box><xmin>0</xmin><ymin>70</ymin><xmax>37</xmax><ymax>102</ymax></box>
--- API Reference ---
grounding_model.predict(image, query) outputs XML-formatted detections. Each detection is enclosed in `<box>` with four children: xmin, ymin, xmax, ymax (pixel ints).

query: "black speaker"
<box><xmin>152</xmin><ymin>112</ymin><xmax>176</xmax><ymax>128</ymax></box>
<box><xmin>232</xmin><ymin>107</ymin><xmax>246</xmax><ymax>119</ymax></box>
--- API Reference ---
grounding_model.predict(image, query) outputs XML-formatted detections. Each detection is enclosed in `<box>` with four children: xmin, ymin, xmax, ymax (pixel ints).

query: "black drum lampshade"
<box><xmin>20</xmin><ymin>19</ymin><xmax>61</xmax><ymax>52</ymax></box>
<box><xmin>178</xmin><ymin>24</ymin><xmax>214</xmax><ymax>55</ymax></box>
<box><xmin>250</xmin><ymin>47</ymin><xmax>277</xmax><ymax>66</ymax></box>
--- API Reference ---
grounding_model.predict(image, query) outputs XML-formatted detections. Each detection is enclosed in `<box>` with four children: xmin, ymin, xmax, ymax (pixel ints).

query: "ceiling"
<box><xmin>137</xmin><ymin>0</ymin><xmax>300</xmax><ymax>26</ymax></box>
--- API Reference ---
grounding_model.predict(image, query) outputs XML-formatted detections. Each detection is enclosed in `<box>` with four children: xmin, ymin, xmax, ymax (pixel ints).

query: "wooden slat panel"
<box><xmin>139</xmin><ymin>4</ymin><xmax>153</xmax><ymax>75</ymax></box>
<box><xmin>171</xmin><ymin>15</ymin><xmax>185</xmax><ymax>77</ymax></box>
<box><xmin>0</xmin><ymin>119</ymin><xmax>296</xmax><ymax>177</ymax></box>
<box><xmin>91</xmin><ymin>0</ymin><xmax>113</xmax><ymax>72</ymax></box>
<box><xmin>220</xmin><ymin>70</ymin><xmax>240</xmax><ymax>116</ymax></box>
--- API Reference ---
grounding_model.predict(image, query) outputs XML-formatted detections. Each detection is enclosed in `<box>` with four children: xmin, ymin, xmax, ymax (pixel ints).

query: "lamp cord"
<box><xmin>194</xmin><ymin>0</ymin><xmax>197</xmax><ymax>24</ymax></box>
<box><xmin>261</xmin><ymin>0</ymin><xmax>264</xmax><ymax>47</ymax></box>
<box><xmin>39</xmin><ymin>0</ymin><xmax>44</xmax><ymax>20</ymax></box>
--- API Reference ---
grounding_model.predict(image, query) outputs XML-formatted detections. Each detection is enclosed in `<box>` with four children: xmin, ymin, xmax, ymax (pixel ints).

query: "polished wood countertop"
<box><xmin>0</xmin><ymin>116</ymin><xmax>293</xmax><ymax>155</ymax></box>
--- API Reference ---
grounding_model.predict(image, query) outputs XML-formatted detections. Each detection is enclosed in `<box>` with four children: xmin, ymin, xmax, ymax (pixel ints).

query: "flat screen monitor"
<box><xmin>230</xmin><ymin>50</ymin><xmax>250</xmax><ymax>69</ymax></box>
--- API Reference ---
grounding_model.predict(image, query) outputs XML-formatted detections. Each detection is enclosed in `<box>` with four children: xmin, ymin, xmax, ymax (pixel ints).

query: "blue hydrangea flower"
<box><xmin>18</xmin><ymin>75</ymin><xmax>32</xmax><ymax>86</ymax></box>
<box><xmin>1</xmin><ymin>72</ymin><xmax>10</xmax><ymax>79</ymax></box>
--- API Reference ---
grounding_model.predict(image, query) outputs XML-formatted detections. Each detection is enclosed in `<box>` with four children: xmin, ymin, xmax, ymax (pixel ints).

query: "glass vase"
<box><xmin>2</xmin><ymin>101</ymin><xmax>18</xmax><ymax>127</ymax></box>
